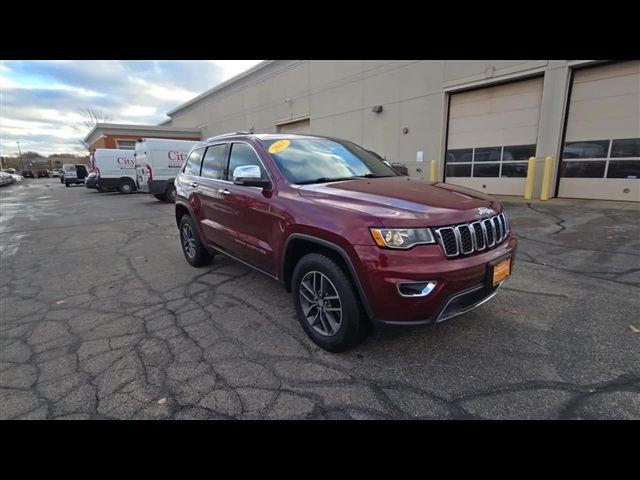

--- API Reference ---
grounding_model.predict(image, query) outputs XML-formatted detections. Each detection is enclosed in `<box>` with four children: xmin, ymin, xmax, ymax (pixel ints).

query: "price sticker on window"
<box><xmin>268</xmin><ymin>140</ymin><xmax>291</xmax><ymax>154</ymax></box>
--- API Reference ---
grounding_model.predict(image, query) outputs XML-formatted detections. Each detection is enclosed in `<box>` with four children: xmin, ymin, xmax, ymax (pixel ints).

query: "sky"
<box><xmin>0</xmin><ymin>60</ymin><xmax>262</xmax><ymax>157</ymax></box>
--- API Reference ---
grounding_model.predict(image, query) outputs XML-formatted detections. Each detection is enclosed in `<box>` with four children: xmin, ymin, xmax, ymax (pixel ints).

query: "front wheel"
<box><xmin>292</xmin><ymin>253</ymin><xmax>370</xmax><ymax>352</ymax></box>
<box><xmin>65</xmin><ymin>182</ymin><xmax>69</xmax><ymax>187</ymax></box>
<box><xmin>179</xmin><ymin>215</ymin><xmax>213</xmax><ymax>267</ymax></box>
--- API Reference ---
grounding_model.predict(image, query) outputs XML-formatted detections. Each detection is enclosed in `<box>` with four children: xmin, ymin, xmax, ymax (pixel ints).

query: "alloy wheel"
<box><xmin>299</xmin><ymin>271</ymin><xmax>342</xmax><ymax>336</ymax></box>
<box><xmin>181</xmin><ymin>223</ymin><xmax>196</xmax><ymax>259</ymax></box>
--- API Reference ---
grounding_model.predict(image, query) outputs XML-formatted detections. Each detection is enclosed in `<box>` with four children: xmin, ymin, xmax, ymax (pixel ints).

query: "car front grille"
<box><xmin>435</xmin><ymin>212</ymin><xmax>509</xmax><ymax>258</ymax></box>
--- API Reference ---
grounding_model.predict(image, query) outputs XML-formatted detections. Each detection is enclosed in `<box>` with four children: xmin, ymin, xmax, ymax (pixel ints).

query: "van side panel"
<box><xmin>94</xmin><ymin>149</ymin><xmax>136</xmax><ymax>190</ymax></box>
<box><xmin>135</xmin><ymin>139</ymin><xmax>198</xmax><ymax>195</ymax></box>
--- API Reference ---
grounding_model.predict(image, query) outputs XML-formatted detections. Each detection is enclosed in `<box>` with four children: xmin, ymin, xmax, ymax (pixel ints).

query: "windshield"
<box><xmin>260</xmin><ymin>137</ymin><xmax>398</xmax><ymax>184</ymax></box>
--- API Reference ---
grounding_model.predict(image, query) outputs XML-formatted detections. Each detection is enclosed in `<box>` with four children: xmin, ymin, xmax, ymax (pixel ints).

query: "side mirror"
<box><xmin>233</xmin><ymin>165</ymin><xmax>270</xmax><ymax>188</ymax></box>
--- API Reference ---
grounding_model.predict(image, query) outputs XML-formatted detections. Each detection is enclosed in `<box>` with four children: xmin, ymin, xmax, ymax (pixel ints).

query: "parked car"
<box><xmin>174</xmin><ymin>133</ymin><xmax>517</xmax><ymax>352</ymax></box>
<box><xmin>51</xmin><ymin>169</ymin><xmax>63</xmax><ymax>178</ymax></box>
<box><xmin>10</xmin><ymin>173</ymin><xmax>24</xmax><ymax>182</ymax></box>
<box><xmin>85</xmin><ymin>172</ymin><xmax>98</xmax><ymax>189</ymax></box>
<box><xmin>62</xmin><ymin>164</ymin><xmax>88</xmax><ymax>186</ymax></box>
<box><xmin>91</xmin><ymin>149</ymin><xmax>136</xmax><ymax>193</ymax></box>
<box><xmin>20</xmin><ymin>170</ymin><xmax>35</xmax><ymax>179</ymax></box>
<box><xmin>2</xmin><ymin>168</ymin><xmax>17</xmax><ymax>174</ymax></box>
<box><xmin>0</xmin><ymin>171</ymin><xmax>16</xmax><ymax>186</ymax></box>
<box><xmin>134</xmin><ymin>138</ymin><xmax>199</xmax><ymax>202</ymax></box>
<box><xmin>37</xmin><ymin>169</ymin><xmax>50</xmax><ymax>178</ymax></box>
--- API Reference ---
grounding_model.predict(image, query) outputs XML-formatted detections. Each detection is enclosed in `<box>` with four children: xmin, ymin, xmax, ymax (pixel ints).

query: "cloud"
<box><xmin>0</xmin><ymin>60</ymin><xmax>262</xmax><ymax>156</ymax></box>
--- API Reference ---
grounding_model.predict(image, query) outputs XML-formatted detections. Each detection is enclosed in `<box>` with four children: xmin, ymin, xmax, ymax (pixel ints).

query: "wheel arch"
<box><xmin>281</xmin><ymin>234</ymin><xmax>373</xmax><ymax>319</ymax></box>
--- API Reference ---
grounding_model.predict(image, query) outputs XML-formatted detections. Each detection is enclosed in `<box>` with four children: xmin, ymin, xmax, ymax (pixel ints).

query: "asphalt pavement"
<box><xmin>1</xmin><ymin>179</ymin><xmax>638</xmax><ymax>419</ymax></box>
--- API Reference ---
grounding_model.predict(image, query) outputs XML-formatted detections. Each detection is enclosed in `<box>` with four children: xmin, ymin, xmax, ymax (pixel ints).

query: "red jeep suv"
<box><xmin>175</xmin><ymin>133</ymin><xmax>517</xmax><ymax>352</ymax></box>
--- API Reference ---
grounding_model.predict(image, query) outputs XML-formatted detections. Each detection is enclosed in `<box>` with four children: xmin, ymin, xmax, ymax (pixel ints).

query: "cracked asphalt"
<box><xmin>1</xmin><ymin>179</ymin><xmax>639</xmax><ymax>419</ymax></box>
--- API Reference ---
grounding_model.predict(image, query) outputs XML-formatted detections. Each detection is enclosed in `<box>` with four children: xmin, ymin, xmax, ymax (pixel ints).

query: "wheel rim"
<box><xmin>123</xmin><ymin>184</ymin><xmax>131</xmax><ymax>192</ymax></box>
<box><xmin>181</xmin><ymin>223</ymin><xmax>197</xmax><ymax>259</ymax></box>
<box><xmin>299</xmin><ymin>271</ymin><xmax>342</xmax><ymax>337</ymax></box>
<box><xmin>167</xmin><ymin>186</ymin><xmax>176</xmax><ymax>202</ymax></box>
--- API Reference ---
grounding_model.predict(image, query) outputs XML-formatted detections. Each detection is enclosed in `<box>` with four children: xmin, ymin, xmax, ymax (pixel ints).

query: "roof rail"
<box><xmin>204</xmin><ymin>131</ymin><xmax>253</xmax><ymax>142</ymax></box>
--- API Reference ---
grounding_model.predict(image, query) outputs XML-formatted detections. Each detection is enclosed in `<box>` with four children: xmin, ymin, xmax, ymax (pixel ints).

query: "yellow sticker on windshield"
<box><xmin>268</xmin><ymin>139</ymin><xmax>291</xmax><ymax>154</ymax></box>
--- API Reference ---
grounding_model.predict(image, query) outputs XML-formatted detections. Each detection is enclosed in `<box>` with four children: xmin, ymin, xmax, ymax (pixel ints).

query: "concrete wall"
<box><xmin>168</xmin><ymin>60</ymin><xmax>599</xmax><ymax>197</ymax></box>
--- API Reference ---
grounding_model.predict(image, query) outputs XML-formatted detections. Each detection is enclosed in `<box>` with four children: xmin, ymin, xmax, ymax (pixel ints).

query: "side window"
<box><xmin>226</xmin><ymin>143</ymin><xmax>266</xmax><ymax>181</ymax></box>
<box><xmin>183</xmin><ymin>148</ymin><xmax>204</xmax><ymax>176</ymax></box>
<box><xmin>200</xmin><ymin>144</ymin><xmax>227</xmax><ymax>180</ymax></box>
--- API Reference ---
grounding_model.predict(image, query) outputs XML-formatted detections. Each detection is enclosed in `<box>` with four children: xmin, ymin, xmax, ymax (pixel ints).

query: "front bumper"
<box><xmin>353</xmin><ymin>235</ymin><xmax>517</xmax><ymax>325</ymax></box>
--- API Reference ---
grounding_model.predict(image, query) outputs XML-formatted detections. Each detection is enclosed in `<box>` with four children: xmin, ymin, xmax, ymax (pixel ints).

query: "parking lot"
<box><xmin>1</xmin><ymin>178</ymin><xmax>638</xmax><ymax>419</ymax></box>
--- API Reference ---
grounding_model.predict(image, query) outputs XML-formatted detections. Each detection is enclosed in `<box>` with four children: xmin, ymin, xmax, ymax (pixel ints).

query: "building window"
<box><xmin>445</xmin><ymin>144</ymin><xmax>534</xmax><ymax>178</ymax></box>
<box><xmin>560</xmin><ymin>138</ymin><xmax>640</xmax><ymax>179</ymax></box>
<box><xmin>116</xmin><ymin>140</ymin><xmax>136</xmax><ymax>150</ymax></box>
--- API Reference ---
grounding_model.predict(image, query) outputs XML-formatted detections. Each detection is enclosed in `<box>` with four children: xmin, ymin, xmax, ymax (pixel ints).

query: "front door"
<box><xmin>218</xmin><ymin>142</ymin><xmax>279</xmax><ymax>276</ymax></box>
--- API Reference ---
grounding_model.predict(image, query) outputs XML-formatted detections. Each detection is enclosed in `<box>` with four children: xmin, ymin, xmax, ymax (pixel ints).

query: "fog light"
<box><xmin>397</xmin><ymin>281</ymin><xmax>437</xmax><ymax>298</ymax></box>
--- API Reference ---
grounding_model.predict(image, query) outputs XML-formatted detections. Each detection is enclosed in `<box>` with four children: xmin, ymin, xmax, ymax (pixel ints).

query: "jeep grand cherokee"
<box><xmin>175</xmin><ymin>133</ymin><xmax>517</xmax><ymax>352</ymax></box>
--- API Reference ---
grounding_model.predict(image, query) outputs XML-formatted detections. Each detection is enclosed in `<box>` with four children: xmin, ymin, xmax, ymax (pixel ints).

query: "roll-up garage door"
<box><xmin>558</xmin><ymin>61</ymin><xmax>640</xmax><ymax>201</ymax></box>
<box><xmin>276</xmin><ymin>118</ymin><xmax>311</xmax><ymax>134</ymax></box>
<box><xmin>445</xmin><ymin>77</ymin><xmax>543</xmax><ymax>195</ymax></box>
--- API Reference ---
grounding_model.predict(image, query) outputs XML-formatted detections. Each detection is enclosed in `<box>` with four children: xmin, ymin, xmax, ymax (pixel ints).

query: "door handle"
<box><xmin>218</xmin><ymin>188</ymin><xmax>230</xmax><ymax>195</ymax></box>
<box><xmin>189</xmin><ymin>182</ymin><xmax>198</xmax><ymax>188</ymax></box>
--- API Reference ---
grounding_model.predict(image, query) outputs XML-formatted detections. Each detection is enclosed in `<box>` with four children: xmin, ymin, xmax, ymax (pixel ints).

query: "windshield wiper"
<box><xmin>297</xmin><ymin>177</ymin><xmax>357</xmax><ymax>185</ymax></box>
<box><xmin>355</xmin><ymin>173</ymin><xmax>395</xmax><ymax>178</ymax></box>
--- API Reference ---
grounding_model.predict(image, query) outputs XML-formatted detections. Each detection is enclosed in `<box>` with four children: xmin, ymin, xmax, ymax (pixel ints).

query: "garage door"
<box><xmin>558</xmin><ymin>61</ymin><xmax>640</xmax><ymax>201</ymax></box>
<box><xmin>276</xmin><ymin>118</ymin><xmax>311</xmax><ymax>134</ymax></box>
<box><xmin>445</xmin><ymin>77</ymin><xmax>543</xmax><ymax>195</ymax></box>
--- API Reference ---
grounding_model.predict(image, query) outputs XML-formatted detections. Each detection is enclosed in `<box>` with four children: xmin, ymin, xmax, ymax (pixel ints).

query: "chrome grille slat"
<box><xmin>435</xmin><ymin>212</ymin><xmax>509</xmax><ymax>258</ymax></box>
<box><xmin>470</xmin><ymin>222</ymin><xmax>485</xmax><ymax>251</ymax></box>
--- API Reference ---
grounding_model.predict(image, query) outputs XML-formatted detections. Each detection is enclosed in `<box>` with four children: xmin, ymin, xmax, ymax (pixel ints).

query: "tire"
<box><xmin>65</xmin><ymin>182</ymin><xmax>69</xmax><ymax>187</ymax></box>
<box><xmin>179</xmin><ymin>215</ymin><xmax>213</xmax><ymax>267</ymax></box>
<box><xmin>292</xmin><ymin>252</ymin><xmax>370</xmax><ymax>352</ymax></box>
<box><xmin>119</xmin><ymin>180</ymin><xmax>134</xmax><ymax>194</ymax></box>
<box><xmin>165</xmin><ymin>184</ymin><xmax>177</xmax><ymax>203</ymax></box>
<box><xmin>153</xmin><ymin>193</ymin><xmax>167</xmax><ymax>201</ymax></box>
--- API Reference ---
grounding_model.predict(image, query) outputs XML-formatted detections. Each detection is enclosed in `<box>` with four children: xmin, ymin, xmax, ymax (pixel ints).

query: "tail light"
<box><xmin>145</xmin><ymin>163</ymin><xmax>153</xmax><ymax>181</ymax></box>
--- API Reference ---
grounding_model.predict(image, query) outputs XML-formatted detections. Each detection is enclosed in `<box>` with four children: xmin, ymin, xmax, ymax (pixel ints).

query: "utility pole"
<box><xmin>17</xmin><ymin>141</ymin><xmax>24</xmax><ymax>172</ymax></box>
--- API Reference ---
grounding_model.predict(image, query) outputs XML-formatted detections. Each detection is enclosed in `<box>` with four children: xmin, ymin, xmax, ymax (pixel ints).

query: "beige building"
<box><xmin>163</xmin><ymin>60</ymin><xmax>640</xmax><ymax>202</ymax></box>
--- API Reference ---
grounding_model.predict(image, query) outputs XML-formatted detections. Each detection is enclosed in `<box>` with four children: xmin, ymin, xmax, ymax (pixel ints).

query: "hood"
<box><xmin>298</xmin><ymin>176</ymin><xmax>502</xmax><ymax>226</ymax></box>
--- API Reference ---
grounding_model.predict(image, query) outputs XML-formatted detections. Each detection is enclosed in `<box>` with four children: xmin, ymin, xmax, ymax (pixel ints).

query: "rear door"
<box><xmin>179</xmin><ymin>147</ymin><xmax>206</xmax><ymax>229</ymax></box>
<box><xmin>196</xmin><ymin>143</ymin><xmax>236</xmax><ymax>250</ymax></box>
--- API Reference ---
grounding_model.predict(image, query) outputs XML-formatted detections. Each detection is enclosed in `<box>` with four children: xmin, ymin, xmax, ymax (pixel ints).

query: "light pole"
<box><xmin>17</xmin><ymin>141</ymin><xmax>24</xmax><ymax>172</ymax></box>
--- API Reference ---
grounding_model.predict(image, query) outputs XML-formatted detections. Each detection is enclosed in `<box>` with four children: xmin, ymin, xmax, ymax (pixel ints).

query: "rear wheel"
<box><xmin>179</xmin><ymin>215</ymin><xmax>213</xmax><ymax>267</ymax></box>
<box><xmin>292</xmin><ymin>253</ymin><xmax>370</xmax><ymax>352</ymax></box>
<box><xmin>119</xmin><ymin>179</ymin><xmax>134</xmax><ymax>194</ymax></box>
<box><xmin>65</xmin><ymin>182</ymin><xmax>69</xmax><ymax>187</ymax></box>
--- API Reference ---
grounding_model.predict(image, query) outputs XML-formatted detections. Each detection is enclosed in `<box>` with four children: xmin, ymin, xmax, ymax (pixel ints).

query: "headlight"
<box><xmin>370</xmin><ymin>228</ymin><xmax>435</xmax><ymax>249</ymax></box>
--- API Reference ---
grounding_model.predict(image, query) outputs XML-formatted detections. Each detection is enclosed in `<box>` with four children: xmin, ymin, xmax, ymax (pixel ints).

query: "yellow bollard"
<box><xmin>430</xmin><ymin>160</ymin><xmax>437</xmax><ymax>182</ymax></box>
<box><xmin>524</xmin><ymin>157</ymin><xmax>537</xmax><ymax>200</ymax></box>
<box><xmin>540</xmin><ymin>156</ymin><xmax>554</xmax><ymax>201</ymax></box>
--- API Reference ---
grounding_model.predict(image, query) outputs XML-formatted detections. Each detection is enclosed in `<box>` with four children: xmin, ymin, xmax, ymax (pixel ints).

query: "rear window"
<box><xmin>63</xmin><ymin>165</ymin><xmax>76</xmax><ymax>172</ymax></box>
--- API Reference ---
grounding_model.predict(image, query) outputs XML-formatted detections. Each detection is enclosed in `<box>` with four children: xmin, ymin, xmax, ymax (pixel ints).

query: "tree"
<box><xmin>75</xmin><ymin>108</ymin><xmax>112</xmax><ymax>155</ymax></box>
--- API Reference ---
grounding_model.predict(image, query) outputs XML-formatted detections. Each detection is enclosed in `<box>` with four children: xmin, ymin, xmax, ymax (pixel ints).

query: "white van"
<box><xmin>134</xmin><ymin>138</ymin><xmax>199</xmax><ymax>202</ymax></box>
<box><xmin>92</xmin><ymin>149</ymin><xmax>137</xmax><ymax>194</ymax></box>
<box><xmin>62</xmin><ymin>163</ymin><xmax>89</xmax><ymax>186</ymax></box>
